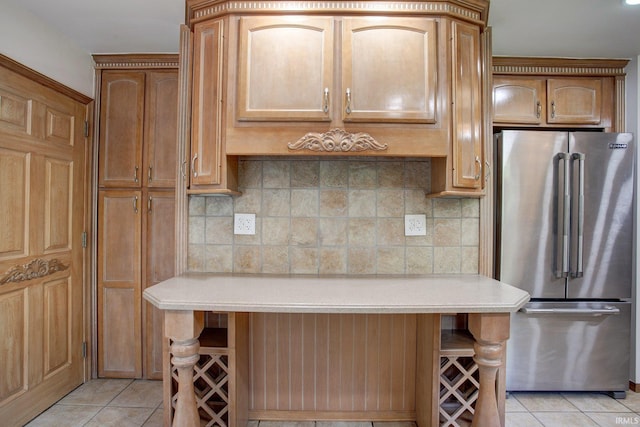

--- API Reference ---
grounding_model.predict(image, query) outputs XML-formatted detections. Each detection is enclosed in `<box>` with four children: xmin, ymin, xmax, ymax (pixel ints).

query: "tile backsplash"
<box><xmin>187</xmin><ymin>157</ymin><xmax>479</xmax><ymax>275</ymax></box>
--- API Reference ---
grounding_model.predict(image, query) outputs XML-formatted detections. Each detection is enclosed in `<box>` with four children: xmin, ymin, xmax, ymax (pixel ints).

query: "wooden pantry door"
<box><xmin>0</xmin><ymin>62</ymin><xmax>88</xmax><ymax>426</ymax></box>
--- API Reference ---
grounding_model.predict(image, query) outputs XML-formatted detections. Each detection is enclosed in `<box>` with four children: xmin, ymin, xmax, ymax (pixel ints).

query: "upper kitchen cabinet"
<box><xmin>98</xmin><ymin>67</ymin><xmax>178</xmax><ymax>188</ymax></box>
<box><xmin>182</xmin><ymin>0</ymin><xmax>490</xmax><ymax>194</ymax></box>
<box><xmin>190</xmin><ymin>19</ymin><xmax>239</xmax><ymax>194</ymax></box>
<box><xmin>98</xmin><ymin>71</ymin><xmax>144</xmax><ymax>188</ymax></box>
<box><xmin>492</xmin><ymin>57</ymin><xmax>629</xmax><ymax>131</ymax></box>
<box><xmin>235</xmin><ymin>15</ymin><xmax>437</xmax><ymax>124</ymax></box>
<box><xmin>236</xmin><ymin>16</ymin><xmax>334</xmax><ymax>122</ymax></box>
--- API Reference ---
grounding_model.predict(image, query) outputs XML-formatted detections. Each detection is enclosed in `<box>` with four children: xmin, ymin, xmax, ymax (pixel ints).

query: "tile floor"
<box><xmin>25</xmin><ymin>378</ymin><xmax>640</xmax><ymax>427</ymax></box>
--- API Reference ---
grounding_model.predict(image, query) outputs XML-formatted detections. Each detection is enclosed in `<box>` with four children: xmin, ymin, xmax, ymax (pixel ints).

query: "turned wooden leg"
<box><xmin>171</xmin><ymin>338</ymin><xmax>201</xmax><ymax>427</ymax></box>
<box><xmin>468</xmin><ymin>313</ymin><xmax>510</xmax><ymax>427</ymax></box>
<box><xmin>165</xmin><ymin>310</ymin><xmax>204</xmax><ymax>427</ymax></box>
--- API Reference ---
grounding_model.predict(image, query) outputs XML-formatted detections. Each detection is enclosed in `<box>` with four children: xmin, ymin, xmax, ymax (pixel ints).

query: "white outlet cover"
<box><xmin>405</xmin><ymin>214</ymin><xmax>427</xmax><ymax>236</ymax></box>
<box><xmin>234</xmin><ymin>213</ymin><xmax>256</xmax><ymax>235</ymax></box>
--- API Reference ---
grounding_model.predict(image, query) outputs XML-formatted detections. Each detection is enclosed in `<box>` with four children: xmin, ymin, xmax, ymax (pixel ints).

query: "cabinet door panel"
<box><xmin>451</xmin><ymin>20</ymin><xmax>482</xmax><ymax>189</ymax></box>
<box><xmin>493</xmin><ymin>77</ymin><xmax>545</xmax><ymax>124</ymax></box>
<box><xmin>98</xmin><ymin>72</ymin><xmax>144</xmax><ymax>187</ymax></box>
<box><xmin>97</xmin><ymin>190</ymin><xmax>142</xmax><ymax>378</ymax></box>
<box><xmin>342</xmin><ymin>17</ymin><xmax>437</xmax><ymax>123</ymax></box>
<box><xmin>191</xmin><ymin>20</ymin><xmax>224</xmax><ymax>185</ymax></box>
<box><xmin>144</xmin><ymin>191</ymin><xmax>175</xmax><ymax>379</ymax></box>
<box><xmin>547</xmin><ymin>78</ymin><xmax>602</xmax><ymax>124</ymax></box>
<box><xmin>237</xmin><ymin>16</ymin><xmax>333</xmax><ymax>121</ymax></box>
<box><xmin>144</xmin><ymin>72</ymin><xmax>178</xmax><ymax>188</ymax></box>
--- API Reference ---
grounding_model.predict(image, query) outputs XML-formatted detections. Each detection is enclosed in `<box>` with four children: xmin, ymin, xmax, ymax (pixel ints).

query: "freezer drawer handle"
<box><xmin>520</xmin><ymin>306</ymin><xmax>620</xmax><ymax>316</ymax></box>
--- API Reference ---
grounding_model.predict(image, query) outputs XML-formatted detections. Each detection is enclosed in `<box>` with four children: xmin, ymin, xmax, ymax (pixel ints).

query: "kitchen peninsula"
<box><xmin>144</xmin><ymin>274</ymin><xmax>529</xmax><ymax>427</ymax></box>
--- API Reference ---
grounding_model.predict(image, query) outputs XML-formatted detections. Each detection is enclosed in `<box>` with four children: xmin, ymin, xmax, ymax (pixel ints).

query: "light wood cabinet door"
<box><xmin>98</xmin><ymin>190</ymin><xmax>142</xmax><ymax>378</ymax></box>
<box><xmin>547</xmin><ymin>78</ymin><xmax>602</xmax><ymax>125</ymax></box>
<box><xmin>0</xmin><ymin>64</ymin><xmax>87</xmax><ymax>425</ymax></box>
<box><xmin>143</xmin><ymin>191</ymin><xmax>175</xmax><ymax>379</ymax></box>
<box><xmin>98</xmin><ymin>71</ymin><xmax>145</xmax><ymax>187</ymax></box>
<box><xmin>493</xmin><ymin>76</ymin><xmax>603</xmax><ymax>126</ymax></box>
<box><xmin>237</xmin><ymin>16</ymin><xmax>334</xmax><ymax>121</ymax></box>
<box><xmin>341</xmin><ymin>17</ymin><xmax>438</xmax><ymax>124</ymax></box>
<box><xmin>493</xmin><ymin>77</ymin><xmax>545</xmax><ymax>125</ymax></box>
<box><xmin>451</xmin><ymin>20</ymin><xmax>483</xmax><ymax>189</ymax></box>
<box><xmin>144</xmin><ymin>71</ymin><xmax>178</xmax><ymax>188</ymax></box>
<box><xmin>191</xmin><ymin>19</ymin><xmax>224</xmax><ymax>186</ymax></box>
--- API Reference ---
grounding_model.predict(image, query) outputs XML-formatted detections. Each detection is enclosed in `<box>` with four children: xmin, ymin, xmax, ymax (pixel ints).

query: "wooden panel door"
<box><xmin>144</xmin><ymin>71</ymin><xmax>178</xmax><ymax>188</ymax></box>
<box><xmin>143</xmin><ymin>190</ymin><xmax>175</xmax><ymax>379</ymax></box>
<box><xmin>191</xmin><ymin>19</ymin><xmax>224</xmax><ymax>186</ymax></box>
<box><xmin>492</xmin><ymin>76</ymin><xmax>545</xmax><ymax>125</ymax></box>
<box><xmin>341</xmin><ymin>17</ymin><xmax>437</xmax><ymax>123</ymax></box>
<box><xmin>451</xmin><ymin>20</ymin><xmax>482</xmax><ymax>189</ymax></box>
<box><xmin>547</xmin><ymin>78</ymin><xmax>602</xmax><ymax>125</ymax></box>
<box><xmin>0</xmin><ymin>65</ymin><xmax>86</xmax><ymax>426</ymax></box>
<box><xmin>236</xmin><ymin>16</ymin><xmax>334</xmax><ymax>121</ymax></box>
<box><xmin>97</xmin><ymin>190</ymin><xmax>142</xmax><ymax>378</ymax></box>
<box><xmin>98</xmin><ymin>71</ymin><xmax>145</xmax><ymax>187</ymax></box>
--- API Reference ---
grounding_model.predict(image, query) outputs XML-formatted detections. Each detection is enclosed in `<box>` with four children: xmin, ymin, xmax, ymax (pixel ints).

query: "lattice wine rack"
<box><xmin>171</xmin><ymin>328</ymin><xmax>229</xmax><ymax>427</ymax></box>
<box><xmin>439</xmin><ymin>330</ymin><xmax>479</xmax><ymax>427</ymax></box>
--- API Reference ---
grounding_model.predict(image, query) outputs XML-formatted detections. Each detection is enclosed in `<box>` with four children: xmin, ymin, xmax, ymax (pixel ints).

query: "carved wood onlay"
<box><xmin>0</xmin><ymin>258</ymin><xmax>69</xmax><ymax>285</ymax></box>
<box><xmin>188</xmin><ymin>0</ymin><xmax>488</xmax><ymax>25</ymax></box>
<box><xmin>287</xmin><ymin>128</ymin><xmax>388</xmax><ymax>152</ymax></box>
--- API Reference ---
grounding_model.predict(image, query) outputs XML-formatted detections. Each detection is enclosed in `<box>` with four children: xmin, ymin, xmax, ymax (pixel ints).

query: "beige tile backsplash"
<box><xmin>188</xmin><ymin>157</ymin><xmax>479</xmax><ymax>275</ymax></box>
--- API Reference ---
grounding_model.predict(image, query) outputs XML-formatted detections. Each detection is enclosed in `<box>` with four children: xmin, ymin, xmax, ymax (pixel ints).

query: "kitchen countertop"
<box><xmin>143</xmin><ymin>273</ymin><xmax>530</xmax><ymax>313</ymax></box>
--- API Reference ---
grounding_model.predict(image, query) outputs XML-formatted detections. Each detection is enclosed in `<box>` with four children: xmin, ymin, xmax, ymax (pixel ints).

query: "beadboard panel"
<box><xmin>249</xmin><ymin>313</ymin><xmax>417</xmax><ymax>415</ymax></box>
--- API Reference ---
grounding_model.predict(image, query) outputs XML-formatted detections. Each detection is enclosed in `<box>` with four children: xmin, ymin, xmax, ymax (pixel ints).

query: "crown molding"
<box><xmin>492</xmin><ymin>56</ymin><xmax>629</xmax><ymax>77</ymax></box>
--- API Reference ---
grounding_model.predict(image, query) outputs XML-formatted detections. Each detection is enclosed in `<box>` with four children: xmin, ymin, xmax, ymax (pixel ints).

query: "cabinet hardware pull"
<box><xmin>148</xmin><ymin>196</ymin><xmax>153</xmax><ymax>213</ymax></box>
<box><xmin>323</xmin><ymin>88</ymin><xmax>329</xmax><ymax>113</ymax></box>
<box><xmin>181</xmin><ymin>161</ymin><xmax>187</xmax><ymax>180</ymax></box>
<box><xmin>551</xmin><ymin>101</ymin><xmax>556</xmax><ymax>118</ymax></box>
<box><xmin>474</xmin><ymin>156</ymin><xmax>482</xmax><ymax>181</ymax></box>
<box><xmin>133</xmin><ymin>196</ymin><xmax>138</xmax><ymax>213</ymax></box>
<box><xmin>536</xmin><ymin>101</ymin><xmax>541</xmax><ymax>118</ymax></box>
<box><xmin>485</xmin><ymin>159</ymin><xmax>491</xmax><ymax>182</ymax></box>
<box><xmin>134</xmin><ymin>166</ymin><xmax>139</xmax><ymax>183</ymax></box>
<box><xmin>191</xmin><ymin>153</ymin><xmax>198</xmax><ymax>178</ymax></box>
<box><xmin>148</xmin><ymin>166</ymin><xmax>152</xmax><ymax>182</ymax></box>
<box><xmin>345</xmin><ymin>88</ymin><xmax>352</xmax><ymax>114</ymax></box>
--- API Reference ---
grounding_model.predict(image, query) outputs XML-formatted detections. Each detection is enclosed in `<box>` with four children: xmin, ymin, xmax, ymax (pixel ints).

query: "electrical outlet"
<box><xmin>234</xmin><ymin>213</ymin><xmax>256</xmax><ymax>235</ymax></box>
<box><xmin>405</xmin><ymin>214</ymin><xmax>426</xmax><ymax>236</ymax></box>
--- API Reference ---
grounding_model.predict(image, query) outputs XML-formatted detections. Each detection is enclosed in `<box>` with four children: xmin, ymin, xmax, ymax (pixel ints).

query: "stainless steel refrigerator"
<box><xmin>495</xmin><ymin>130</ymin><xmax>634</xmax><ymax>397</ymax></box>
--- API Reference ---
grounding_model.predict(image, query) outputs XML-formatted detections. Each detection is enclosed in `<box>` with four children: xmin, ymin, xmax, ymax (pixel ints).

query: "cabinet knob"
<box><xmin>345</xmin><ymin>88</ymin><xmax>352</xmax><ymax>115</ymax></box>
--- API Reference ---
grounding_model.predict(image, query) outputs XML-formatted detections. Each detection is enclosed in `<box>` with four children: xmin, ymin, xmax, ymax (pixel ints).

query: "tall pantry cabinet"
<box><xmin>94</xmin><ymin>55</ymin><xmax>178</xmax><ymax>379</ymax></box>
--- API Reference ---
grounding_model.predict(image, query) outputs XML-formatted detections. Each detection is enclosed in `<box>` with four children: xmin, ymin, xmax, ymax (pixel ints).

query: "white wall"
<box><xmin>0</xmin><ymin>1</ymin><xmax>94</xmax><ymax>97</ymax></box>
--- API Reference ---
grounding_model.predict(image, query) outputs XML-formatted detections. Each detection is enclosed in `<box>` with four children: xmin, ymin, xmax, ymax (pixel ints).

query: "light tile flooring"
<box><xmin>25</xmin><ymin>378</ymin><xmax>640</xmax><ymax>427</ymax></box>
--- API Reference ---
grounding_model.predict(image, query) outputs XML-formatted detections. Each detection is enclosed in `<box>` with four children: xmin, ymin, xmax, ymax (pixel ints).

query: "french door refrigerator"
<box><xmin>495</xmin><ymin>130</ymin><xmax>634</xmax><ymax>396</ymax></box>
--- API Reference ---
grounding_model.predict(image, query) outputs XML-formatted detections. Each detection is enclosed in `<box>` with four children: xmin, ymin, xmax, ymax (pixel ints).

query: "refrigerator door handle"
<box><xmin>571</xmin><ymin>153</ymin><xmax>585</xmax><ymax>278</ymax></box>
<box><xmin>520</xmin><ymin>306</ymin><xmax>621</xmax><ymax>316</ymax></box>
<box><xmin>556</xmin><ymin>152</ymin><xmax>571</xmax><ymax>278</ymax></box>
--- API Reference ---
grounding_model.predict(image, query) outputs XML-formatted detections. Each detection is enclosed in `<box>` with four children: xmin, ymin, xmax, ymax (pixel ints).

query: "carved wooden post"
<box><xmin>165</xmin><ymin>310</ymin><xmax>204</xmax><ymax>427</ymax></box>
<box><xmin>468</xmin><ymin>313</ymin><xmax>510</xmax><ymax>427</ymax></box>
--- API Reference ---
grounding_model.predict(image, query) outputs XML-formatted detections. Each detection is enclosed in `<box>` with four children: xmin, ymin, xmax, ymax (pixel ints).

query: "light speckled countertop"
<box><xmin>143</xmin><ymin>273</ymin><xmax>530</xmax><ymax>314</ymax></box>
